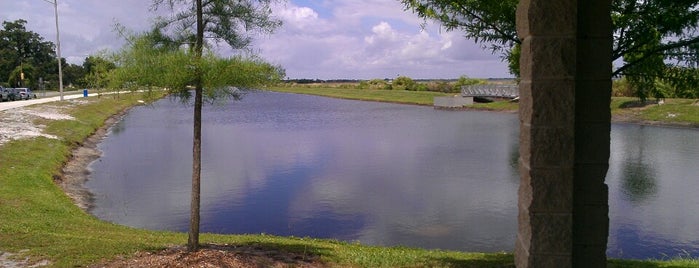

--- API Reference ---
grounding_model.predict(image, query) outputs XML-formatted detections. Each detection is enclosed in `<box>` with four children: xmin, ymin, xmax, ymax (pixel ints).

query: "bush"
<box><xmin>426</xmin><ymin>81</ymin><xmax>454</xmax><ymax>93</ymax></box>
<box><xmin>414</xmin><ymin>83</ymin><xmax>428</xmax><ymax>91</ymax></box>
<box><xmin>366</xmin><ymin>79</ymin><xmax>391</xmax><ymax>90</ymax></box>
<box><xmin>612</xmin><ymin>78</ymin><xmax>634</xmax><ymax>97</ymax></box>
<box><xmin>454</xmin><ymin>75</ymin><xmax>483</xmax><ymax>90</ymax></box>
<box><xmin>357</xmin><ymin>81</ymin><xmax>369</xmax><ymax>89</ymax></box>
<box><xmin>393</xmin><ymin>76</ymin><xmax>417</xmax><ymax>91</ymax></box>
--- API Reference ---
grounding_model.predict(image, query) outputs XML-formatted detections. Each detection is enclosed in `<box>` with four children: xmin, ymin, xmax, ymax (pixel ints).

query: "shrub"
<box><xmin>612</xmin><ymin>78</ymin><xmax>634</xmax><ymax>97</ymax></box>
<box><xmin>357</xmin><ymin>81</ymin><xmax>369</xmax><ymax>89</ymax></box>
<box><xmin>367</xmin><ymin>79</ymin><xmax>391</xmax><ymax>90</ymax></box>
<box><xmin>449</xmin><ymin>75</ymin><xmax>486</xmax><ymax>93</ymax></box>
<box><xmin>426</xmin><ymin>81</ymin><xmax>454</xmax><ymax>93</ymax></box>
<box><xmin>393</xmin><ymin>76</ymin><xmax>417</xmax><ymax>91</ymax></box>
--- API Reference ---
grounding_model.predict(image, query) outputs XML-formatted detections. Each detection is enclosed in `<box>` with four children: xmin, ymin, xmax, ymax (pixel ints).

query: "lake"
<box><xmin>86</xmin><ymin>91</ymin><xmax>699</xmax><ymax>259</ymax></box>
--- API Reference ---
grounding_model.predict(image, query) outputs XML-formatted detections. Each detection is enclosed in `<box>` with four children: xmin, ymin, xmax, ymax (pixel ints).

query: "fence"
<box><xmin>461</xmin><ymin>84</ymin><xmax>519</xmax><ymax>98</ymax></box>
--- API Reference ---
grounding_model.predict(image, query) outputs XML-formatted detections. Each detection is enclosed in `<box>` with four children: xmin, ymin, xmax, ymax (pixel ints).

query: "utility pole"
<box><xmin>43</xmin><ymin>0</ymin><xmax>63</xmax><ymax>100</ymax></box>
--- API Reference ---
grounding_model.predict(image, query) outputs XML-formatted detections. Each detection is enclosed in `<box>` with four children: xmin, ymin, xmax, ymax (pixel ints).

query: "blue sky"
<box><xmin>1</xmin><ymin>0</ymin><xmax>511</xmax><ymax>79</ymax></box>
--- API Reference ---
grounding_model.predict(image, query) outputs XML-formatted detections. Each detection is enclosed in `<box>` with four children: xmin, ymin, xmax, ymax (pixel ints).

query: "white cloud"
<box><xmin>1</xmin><ymin>0</ymin><xmax>510</xmax><ymax>79</ymax></box>
<box><xmin>365</xmin><ymin>21</ymin><xmax>398</xmax><ymax>45</ymax></box>
<box><xmin>274</xmin><ymin>5</ymin><xmax>322</xmax><ymax>32</ymax></box>
<box><xmin>256</xmin><ymin>1</ymin><xmax>511</xmax><ymax>79</ymax></box>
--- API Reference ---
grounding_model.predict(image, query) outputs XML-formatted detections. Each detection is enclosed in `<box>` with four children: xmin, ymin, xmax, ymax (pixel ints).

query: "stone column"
<box><xmin>515</xmin><ymin>0</ymin><xmax>612</xmax><ymax>267</ymax></box>
<box><xmin>573</xmin><ymin>2</ymin><xmax>612</xmax><ymax>267</ymax></box>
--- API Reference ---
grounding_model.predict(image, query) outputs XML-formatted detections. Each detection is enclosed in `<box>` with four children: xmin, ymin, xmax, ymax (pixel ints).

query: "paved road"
<box><xmin>0</xmin><ymin>90</ymin><xmax>91</xmax><ymax>112</ymax></box>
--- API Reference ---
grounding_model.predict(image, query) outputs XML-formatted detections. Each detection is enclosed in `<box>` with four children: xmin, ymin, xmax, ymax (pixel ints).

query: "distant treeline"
<box><xmin>285</xmin><ymin>78</ymin><xmax>515</xmax><ymax>84</ymax></box>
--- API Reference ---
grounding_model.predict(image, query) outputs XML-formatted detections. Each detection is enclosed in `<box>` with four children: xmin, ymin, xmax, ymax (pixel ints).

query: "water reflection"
<box><xmin>607</xmin><ymin>124</ymin><xmax>699</xmax><ymax>259</ymax></box>
<box><xmin>621</xmin><ymin>161</ymin><xmax>657</xmax><ymax>203</ymax></box>
<box><xmin>88</xmin><ymin>92</ymin><xmax>519</xmax><ymax>252</ymax></box>
<box><xmin>87</xmin><ymin>92</ymin><xmax>699</xmax><ymax>259</ymax></box>
<box><xmin>618</xmin><ymin>126</ymin><xmax>658</xmax><ymax>203</ymax></box>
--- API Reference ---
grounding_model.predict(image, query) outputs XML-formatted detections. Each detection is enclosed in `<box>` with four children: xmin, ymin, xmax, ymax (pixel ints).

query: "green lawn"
<box><xmin>0</xmin><ymin>90</ymin><xmax>696</xmax><ymax>267</ymax></box>
<box><xmin>269</xmin><ymin>86</ymin><xmax>452</xmax><ymax>106</ymax></box>
<box><xmin>611</xmin><ymin>97</ymin><xmax>699</xmax><ymax>126</ymax></box>
<box><xmin>271</xmin><ymin>86</ymin><xmax>699</xmax><ymax>126</ymax></box>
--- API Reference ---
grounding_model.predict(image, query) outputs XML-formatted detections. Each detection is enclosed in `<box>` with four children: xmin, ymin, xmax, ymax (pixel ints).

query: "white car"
<box><xmin>15</xmin><ymin>88</ymin><xmax>37</xmax><ymax>100</ymax></box>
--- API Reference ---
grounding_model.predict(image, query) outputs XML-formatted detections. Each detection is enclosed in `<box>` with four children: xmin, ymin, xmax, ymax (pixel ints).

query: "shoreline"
<box><xmin>269</xmin><ymin>88</ymin><xmax>698</xmax><ymax>128</ymax></box>
<box><xmin>55</xmin><ymin>94</ymin><xmax>697</xmax><ymax>212</ymax></box>
<box><xmin>611</xmin><ymin>114</ymin><xmax>699</xmax><ymax>129</ymax></box>
<box><xmin>57</xmin><ymin>108</ymin><xmax>131</xmax><ymax>212</ymax></box>
<box><xmin>2</xmin><ymin>93</ymin><xmax>696</xmax><ymax>266</ymax></box>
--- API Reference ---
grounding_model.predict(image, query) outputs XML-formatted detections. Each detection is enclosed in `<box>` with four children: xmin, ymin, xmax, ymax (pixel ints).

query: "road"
<box><xmin>0</xmin><ymin>90</ymin><xmax>91</xmax><ymax>112</ymax></box>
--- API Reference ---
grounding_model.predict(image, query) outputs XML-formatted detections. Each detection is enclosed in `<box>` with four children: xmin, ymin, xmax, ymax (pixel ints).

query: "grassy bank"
<box><xmin>0</xmin><ymin>91</ymin><xmax>696</xmax><ymax>267</ymax></box>
<box><xmin>269</xmin><ymin>86</ymin><xmax>452</xmax><ymax>106</ymax></box>
<box><xmin>611</xmin><ymin>97</ymin><xmax>699</xmax><ymax>126</ymax></box>
<box><xmin>270</xmin><ymin>86</ymin><xmax>699</xmax><ymax>126</ymax></box>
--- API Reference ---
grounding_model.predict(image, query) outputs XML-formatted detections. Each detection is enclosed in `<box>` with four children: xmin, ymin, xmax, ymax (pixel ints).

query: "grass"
<box><xmin>611</xmin><ymin>97</ymin><xmax>699</xmax><ymax>126</ymax></box>
<box><xmin>268</xmin><ymin>86</ymin><xmax>452</xmax><ymax>106</ymax></box>
<box><xmin>471</xmin><ymin>101</ymin><xmax>520</xmax><ymax>112</ymax></box>
<box><xmin>0</xmin><ymin>91</ymin><xmax>515</xmax><ymax>267</ymax></box>
<box><xmin>0</xmin><ymin>90</ymin><xmax>696</xmax><ymax>267</ymax></box>
<box><xmin>270</xmin><ymin>86</ymin><xmax>699</xmax><ymax>126</ymax></box>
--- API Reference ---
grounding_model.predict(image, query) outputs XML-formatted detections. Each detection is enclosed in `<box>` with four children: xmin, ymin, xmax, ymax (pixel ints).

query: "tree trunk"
<box><xmin>188</xmin><ymin>0</ymin><xmax>205</xmax><ymax>252</ymax></box>
<box><xmin>188</xmin><ymin>85</ymin><xmax>202</xmax><ymax>251</ymax></box>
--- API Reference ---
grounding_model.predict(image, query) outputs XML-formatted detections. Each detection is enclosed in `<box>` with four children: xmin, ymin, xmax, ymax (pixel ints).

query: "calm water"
<box><xmin>87</xmin><ymin>91</ymin><xmax>699</xmax><ymax>259</ymax></box>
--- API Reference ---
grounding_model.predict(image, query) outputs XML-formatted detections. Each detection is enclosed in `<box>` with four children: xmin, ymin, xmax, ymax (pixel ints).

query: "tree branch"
<box><xmin>613</xmin><ymin>36</ymin><xmax>699</xmax><ymax>76</ymax></box>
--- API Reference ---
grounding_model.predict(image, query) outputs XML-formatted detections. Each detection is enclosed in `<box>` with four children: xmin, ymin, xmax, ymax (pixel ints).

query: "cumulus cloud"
<box><xmin>256</xmin><ymin>1</ymin><xmax>510</xmax><ymax>79</ymax></box>
<box><xmin>2</xmin><ymin>0</ymin><xmax>510</xmax><ymax>79</ymax></box>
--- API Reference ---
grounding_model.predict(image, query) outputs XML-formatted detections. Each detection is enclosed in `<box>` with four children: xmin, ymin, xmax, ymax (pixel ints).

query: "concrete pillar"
<box><xmin>515</xmin><ymin>0</ymin><xmax>612</xmax><ymax>267</ymax></box>
<box><xmin>573</xmin><ymin>2</ymin><xmax>612</xmax><ymax>267</ymax></box>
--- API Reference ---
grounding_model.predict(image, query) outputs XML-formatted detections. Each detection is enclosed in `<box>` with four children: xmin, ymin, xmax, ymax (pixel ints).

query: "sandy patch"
<box><xmin>0</xmin><ymin>104</ymin><xmax>75</xmax><ymax>146</ymax></box>
<box><xmin>0</xmin><ymin>251</ymin><xmax>50</xmax><ymax>268</ymax></box>
<box><xmin>0</xmin><ymin>99</ymin><xmax>109</xmax><ymax>210</ymax></box>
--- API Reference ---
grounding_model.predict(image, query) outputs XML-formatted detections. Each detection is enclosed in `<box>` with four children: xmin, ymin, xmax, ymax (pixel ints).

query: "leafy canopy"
<box><xmin>401</xmin><ymin>0</ymin><xmax>699</xmax><ymax>99</ymax></box>
<box><xmin>0</xmin><ymin>19</ymin><xmax>58</xmax><ymax>88</ymax></box>
<box><xmin>108</xmin><ymin>32</ymin><xmax>284</xmax><ymax>97</ymax></box>
<box><xmin>150</xmin><ymin>0</ymin><xmax>281</xmax><ymax>51</ymax></box>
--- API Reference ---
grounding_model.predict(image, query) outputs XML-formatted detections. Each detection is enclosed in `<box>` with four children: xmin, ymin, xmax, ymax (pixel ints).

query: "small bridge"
<box><xmin>461</xmin><ymin>84</ymin><xmax>519</xmax><ymax>99</ymax></box>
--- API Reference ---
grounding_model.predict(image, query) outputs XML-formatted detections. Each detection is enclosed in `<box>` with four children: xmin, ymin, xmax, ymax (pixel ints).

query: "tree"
<box><xmin>83</xmin><ymin>55</ymin><xmax>116</xmax><ymax>75</ymax></box>
<box><xmin>82</xmin><ymin>55</ymin><xmax>116</xmax><ymax>91</ymax></box>
<box><xmin>8</xmin><ymin>63</ymin><xmax>36</xmax><ymax>88</ymax></box>
<box><xmin>62</xmin><ymin>63</ymin><xmax>87</xmax><ymax>88</ymax></box>
<box><xmin>145</xmin><ymin>0</ymin><xmax>282</xmax><ymax>251</ymax></box>
<box><xmin>0</xmin><ymin>20</ymin><xmax>57</xmax><ymax>88</ymax></box>
<box><xmin>393</xmin><ymin>76</ymin><xmax>417</xmax><ymax>90</ymax></box>
<box><xmin>401</xmin><ymin>0</ymin><xmax>699</xmax><ymax>98</ymax></box>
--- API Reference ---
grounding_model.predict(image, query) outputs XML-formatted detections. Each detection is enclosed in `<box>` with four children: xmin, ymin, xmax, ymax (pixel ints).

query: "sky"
<box><xmin>1</xmin><ymin>0</ymin><xmax>512</xmax><ymax>80</ymax></box>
